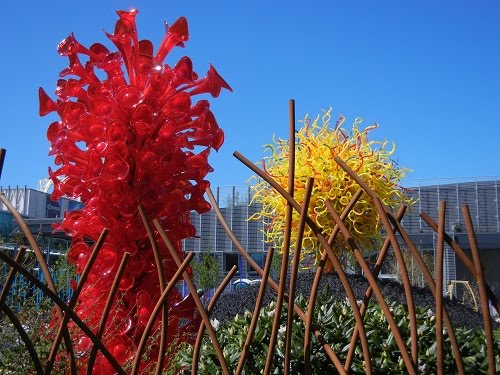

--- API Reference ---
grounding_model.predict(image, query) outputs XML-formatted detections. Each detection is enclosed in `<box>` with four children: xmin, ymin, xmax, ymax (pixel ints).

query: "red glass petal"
<box><xmin>38</xmin><ymin>88</ymin><xmax>58</xmax><ymax>116</ymax></box>
<box><xmin>156</xmin><ymin>17</ymin><xmax>189</xmax><ymax>62</ymax></box>
<box><xmin>116</xmin><ymin>85</ymin><xmax>144</xmax><ymax>108</ymax></box>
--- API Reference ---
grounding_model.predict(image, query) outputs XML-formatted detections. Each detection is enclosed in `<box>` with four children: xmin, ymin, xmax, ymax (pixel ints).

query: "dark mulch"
<box><xmin>210</xmin><ymin>272</ymin><xmax>500</xmax><ymax>330</ymax></box>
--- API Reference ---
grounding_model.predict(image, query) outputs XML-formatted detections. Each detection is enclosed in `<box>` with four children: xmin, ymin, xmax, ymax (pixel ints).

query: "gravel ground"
<box><xmin>211</xmin><ymin>272</ymin><xmax>500</xmax><ymax>330</ymax></box>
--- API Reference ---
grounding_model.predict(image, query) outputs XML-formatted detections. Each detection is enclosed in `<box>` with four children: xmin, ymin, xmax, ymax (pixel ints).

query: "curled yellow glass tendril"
<box><xmin>249</xmin><ymin>108</ymin><xmax>413</xmax><ymax>269</ymax></box>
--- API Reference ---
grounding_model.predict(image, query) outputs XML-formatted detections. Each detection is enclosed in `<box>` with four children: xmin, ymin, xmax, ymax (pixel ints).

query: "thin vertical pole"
<box><xmin>284</xmin><ymin>178</ymin><xmax>313</xmax><ymax>375</ymax></box>
<box><xmin>0</xmin><ymin>148</ymin><xmax>5</xmax><ymax>180</ymax></box>
<box><xmin>265</xmin><ymin>99</ymin><xmax>296</xmax><ymax>375</ymax></box>
<box><xmin>462</xmin><ymin>205</ymin><xmax>496</xmax><ymax>375</ymax></box>
<box><xmin>436</xmin><ymin>201</ymin><xmax>446</xmax><ymax>375</ymax></box>
<box><xmin>236</xmin><ymin>248</ymin><xmax>274</xmax><ymax>375</ymax></box>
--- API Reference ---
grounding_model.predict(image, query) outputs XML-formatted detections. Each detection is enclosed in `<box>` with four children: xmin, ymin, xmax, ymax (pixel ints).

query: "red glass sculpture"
<box><xmin>39</xmin><ymin>9</ymin><xmax>231</xmax><ymax>372</ymax></box>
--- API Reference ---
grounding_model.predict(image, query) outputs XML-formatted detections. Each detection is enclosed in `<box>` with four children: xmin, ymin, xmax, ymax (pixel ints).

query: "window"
<box><xmin>248</xmin><ymin>252</ymin><xmax>264</xmax><ymax>275</ymax></box>
<box><xmin>224</xmin><ymin>253</ymin><xmax>239</xmax><ymax>273</ymax></box>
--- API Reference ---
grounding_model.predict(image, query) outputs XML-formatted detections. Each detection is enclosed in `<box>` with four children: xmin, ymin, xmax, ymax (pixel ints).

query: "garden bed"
<box><xmin>211</xmin><ymin>272</ymin><xmax>499</xmax><ymax>330</ymax></box>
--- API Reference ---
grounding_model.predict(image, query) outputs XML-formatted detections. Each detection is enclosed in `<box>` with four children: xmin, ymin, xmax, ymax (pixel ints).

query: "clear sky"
<box><xmin>1</xmin><ymin>1</ymin><xmax>499</xmax><ymax>190</ymax></box>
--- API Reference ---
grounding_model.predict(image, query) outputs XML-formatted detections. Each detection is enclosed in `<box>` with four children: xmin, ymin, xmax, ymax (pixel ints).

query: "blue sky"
<box><xmin>1</xmin><ymin>1</ymin><xmax>499</xmax><ymax>190</ymax></box>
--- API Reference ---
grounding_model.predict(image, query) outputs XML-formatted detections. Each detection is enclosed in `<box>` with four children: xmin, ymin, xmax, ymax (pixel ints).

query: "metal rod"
<box><xmin>46</xmin><ymin>228</ymin><xmax>110</xmax><ymax>374</ymax></box>
<box><xmin>1</xmin><ymin>192</ymin><xmax>78</xmax><ymax>374</ymax></box>
<box><xmin>153</xmin><ymin>221</ymin><xmax>231</xmax><ymax>375</ymax></box>
<box><xmin>304</xmin><ymin>188</ymin><xmax>363</xmax><ymax>375</ymax></box>
<box><xmin>0</xmin><ymin>148</ymin><xmax>5</xmax><ymax>180</ymax></box>
<box><xmin>387</xmin><ymin>212</ymin><xmax>465</xmax><ymax>374</ymax></box>
<box><xmin>462</xmin><ymin>205</ymin><xmax>496</xmax><ymax>375</ymax></box>
<box><xmin>236</xmin><ymin>247</ymin><xmax>274</xmax><ymax>375</ymax></box>
<box><xmin>284</xmin><ymin>178</ymin><xmax>312</xmax><ymax>375</ymax></box>
<box><xmin>131</xmin><ymin>252</ymin><xmax>195</xmax><ymax>375</ymax></box>
<box><xmin>138</xmin><ymin>205</ymin><xmax>169</xmax><ymax>375</ymax></box>
<box><xmin>420</xmin><ymin>211</ymin><xmax>500</xmax><ymax>315</ymax></box>
<box><xmin>233</xmin><ymin>152</ymin><xmax>318</xmax><ymax>232</ymax></box>
<box><xmin>0</xmin><ymin>193</ymin><xmax>59</xmax><ymax>315</ymax></box>
<box><xmin>192</xmin><ymin>266</ymin><xmax>238</xmax><ymax>374</ymax></box>
<box><xmin>436</xmin><ymin>201</ymin><xmax>446</xmax><ymax>375</ymax></box>
<box><xmin>0</xmin><ymin>250</ymin><xmax>125</xmax><ymax>374</ymax></box>
<box><xmin>334</xmin><ymin>156</ymin><xmax>419</xmax><ymax>366</ymax></box>
<box><xmin>265</xmin><ymin>99</ymin><xmax>296</xmax><ymax>375</ymax></box>
<box><xmin>86</xmin><ymin>252</ymin><xmax>131</xmax><ymax>374</ymax></box>
<box><xmin>344</xmin><ymin>205</ymin><xmax>406</xmax><ymax>371</ymax></box>
<box><xmin>327</xmin><ymin>201</ymin><xmax>417</xmax><ymax>374</ymax></box>
<box><xmin>0</xmin><ymin>246</ymin><xmax>26</xmax><ymax>305</ymax></box>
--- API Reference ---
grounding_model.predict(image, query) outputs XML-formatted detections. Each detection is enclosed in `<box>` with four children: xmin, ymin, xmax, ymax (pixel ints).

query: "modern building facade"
<box><xmin>401</xmin><ymin>178</ymin><xmax>500</xmax><ymax>290</ymax></box>
<box><xmin>181</xmin><ymin>186</ymin><xmax>267</xmax><ymax>282</ymax></box>
<box><xmin>0</xmin><ymin>186</ymin><xmax>82</xmax><ymax>252</ymax></box>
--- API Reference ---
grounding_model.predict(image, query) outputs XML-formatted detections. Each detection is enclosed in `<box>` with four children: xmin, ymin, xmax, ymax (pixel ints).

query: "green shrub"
<box><xmin>0</xmin><ymin>255</ymin><xmax>74</xmax><ymax>374</ymax></box>
<box><xmin>175</xmin><ymin>288</ymin><xmax>500</xmax><ymax>374</ymax></box>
